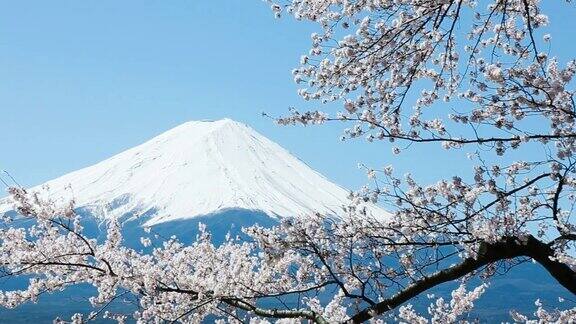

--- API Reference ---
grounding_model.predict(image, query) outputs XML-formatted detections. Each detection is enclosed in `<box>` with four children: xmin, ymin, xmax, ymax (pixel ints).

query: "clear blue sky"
<box><xmin>1</xmin><ymin>1</ymin><xmax>574</xmax><ymax>195</ymax></box>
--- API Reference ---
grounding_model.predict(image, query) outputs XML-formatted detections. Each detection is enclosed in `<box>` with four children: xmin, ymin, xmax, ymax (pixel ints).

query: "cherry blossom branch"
<box><xmin>350</xmin><ymin>235</ymin><xmax>576</xmax><ymax>322</ymax></box>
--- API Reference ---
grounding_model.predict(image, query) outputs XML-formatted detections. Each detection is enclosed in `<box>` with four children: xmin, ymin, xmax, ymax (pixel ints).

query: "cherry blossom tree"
<box><xmin>1</xmin><ymin>0</ymin><xmax>576</xmax><ymax>322</ymax></box>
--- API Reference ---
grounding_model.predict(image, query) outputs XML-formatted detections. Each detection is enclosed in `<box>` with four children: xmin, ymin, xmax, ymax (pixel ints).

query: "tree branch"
<box><xmin>349</xmin><ymin>235</ymin><xmax>576</xmax><ymax>323</ymax></box>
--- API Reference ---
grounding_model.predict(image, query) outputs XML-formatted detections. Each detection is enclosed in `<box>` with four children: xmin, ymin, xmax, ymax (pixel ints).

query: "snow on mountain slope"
<box><xmin>0</xmin><ymin>119</ymin><xmax>389</xmax><ymax>225</ymax></box>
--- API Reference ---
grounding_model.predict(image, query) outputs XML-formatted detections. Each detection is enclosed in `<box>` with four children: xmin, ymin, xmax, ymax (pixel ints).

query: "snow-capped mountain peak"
<box><xmin>1</xmin><ymin>119</ymin><xmax>388</xmax><ymax>225</ymax></box>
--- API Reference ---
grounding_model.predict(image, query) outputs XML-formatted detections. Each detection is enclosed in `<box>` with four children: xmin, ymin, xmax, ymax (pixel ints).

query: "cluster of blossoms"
<box><xmin>268</xmin><ymin>0</ymin><xmax>576</xmax><ymax>159</ymax></box>
<box><xmin>1</xmin><ymin>188</ymin><xmax>334</xmax><ymax>322</ymax></box>
<box><xmin>397</xmin><ymin>283</ymin><xmax>488</xmax><ymax>324</ymax></box>
<box><xmin>0</xmin><ymin>185</ymin><xmax>573</xmax><ymax>322</ymax></box>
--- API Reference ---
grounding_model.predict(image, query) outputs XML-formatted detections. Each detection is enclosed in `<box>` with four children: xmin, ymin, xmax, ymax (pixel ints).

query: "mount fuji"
<box><xmin>0</xmin><ymin>118</ymin><xmax>387</xmax><ymax>227</ymax></box>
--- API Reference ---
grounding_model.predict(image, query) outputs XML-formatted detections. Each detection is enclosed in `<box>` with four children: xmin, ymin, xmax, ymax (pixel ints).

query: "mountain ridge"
<box><xmin>1</xmin><ymin>119</ymin><xmax>388</xmax><ymax>225</ymax></box>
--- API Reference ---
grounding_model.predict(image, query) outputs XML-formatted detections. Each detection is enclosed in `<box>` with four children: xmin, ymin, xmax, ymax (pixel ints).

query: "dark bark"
<box><xmin>349</xmin><ymin>235</ymin><xmax>576</xmax><ymax>323</ymax></box>
<box><xmin>522</xmin><ymin>235</ymin><xmax>576</xmax><ymax>295</ymax></box>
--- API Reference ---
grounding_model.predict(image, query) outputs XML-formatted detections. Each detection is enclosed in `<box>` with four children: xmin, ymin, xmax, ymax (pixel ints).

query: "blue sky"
<box><xmin>1</xmin><ymin>1</ymin><xmax>575</xmax><ymax>195</ymax></box>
